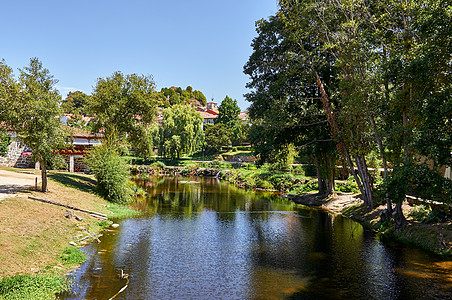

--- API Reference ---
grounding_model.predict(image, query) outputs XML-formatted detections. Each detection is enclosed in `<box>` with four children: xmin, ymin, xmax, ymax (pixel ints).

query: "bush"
<box><xmin>256</xmin><ymin>179</ymin><xmax>274</xmax><ymax>190</ymax></box>
<box><xmin>290</xmin><ymin>180</ymin><xmax>318</xmax><ymax>194</ymax></box>
<box><xmin>336</xmin><ymin>177</ymin><xmax>359</xmax><ymax>193</ymax></box>
<box><xmin>151</xmin><ymin>161</ymin><xmax>166</xmax><ymax>169</ymax></box>
<box><xmin>0</xmin><ymin>133</ymin><xmax>11</xmax><ymax>157</ymax></box>
<box><xmin>268</xmin><ymin>173</ymin><xmax>294</xmax><ymax>191</ymax></box>
<box><xmin>181</xmin><ymin>164</ymin><xmax>199</xmax><ymax>175</ymax></box>
<box><xmin>85</xmin><ymin>145</ymin><xmax>131</xmax><ymax>203</ymax></box>
<box><xmin>291</xmin><ymin>164</ymin><xmax>305</xmax><ymax>175</ymax></box>
<box><xmin>408</xmin><ymin>205</ymin><xmax>448</xmax><ymax>224</ymax></box>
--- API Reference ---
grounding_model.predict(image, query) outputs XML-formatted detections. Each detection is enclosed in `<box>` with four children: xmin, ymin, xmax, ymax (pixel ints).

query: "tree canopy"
<box><xmin>61</xmin><ymin>90</ymin><xmax>90</xmax><ymax>115</ymax></box>
<box><xmin>158</xmin><ymin>105</ymin><xmax>204</xmax><ymax>159</ymax></box>
<box><xmin>88</xmin><ymin>71</ymin><xmax>158</xmax><ymax>155</ymax></box>
<box><xmin>245</xmin><ymin>0</ymin><xmax>452</xmax><ymax>227</ymax></box>
<box><xmin>0</xmin><ymin>58</ymin><xmax>64</xmax><ymax>192</ymax></box>
<box><xmin>159</xmin><ymin>86</ymin><xmax>207</xmax><ymax>106</ymax></box>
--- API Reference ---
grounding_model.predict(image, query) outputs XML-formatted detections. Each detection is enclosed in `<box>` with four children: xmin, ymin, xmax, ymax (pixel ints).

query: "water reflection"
<box><xmin>61</xmin><ymin>176</ymin><xmax>452</xmax><ymax>300</ymax></box>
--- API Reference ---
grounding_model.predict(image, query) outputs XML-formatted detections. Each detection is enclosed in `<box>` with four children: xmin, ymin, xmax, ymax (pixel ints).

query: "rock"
<box><xmin>111</xmin><ymin>223</ymin><xmax>120</xmax><ymax>228</ymax></box>
<box><xmin>69</xmin><ymin>241</ymin><xmax>77</xmax><ymax>246</ymax></box>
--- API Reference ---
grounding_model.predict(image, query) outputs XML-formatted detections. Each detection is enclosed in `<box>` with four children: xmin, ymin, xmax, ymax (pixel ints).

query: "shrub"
<box><xmin>0</xmin><ymin>133</ymin><xmax>11</xmax><ymax>157</ymax></box>
<box><xmin>85</xmin><ymin>145</ymin><xmax>131</xmax><ymax>203</ymax></box>
<box><xmin>290</xmin><ymin>180</ymin><xmax>318</xmax><ymax>194</ymax></box>
<box><xmin>151</xmin><ymin>161</ymin><xmax>166</xmax><ymax>169</ymax></box>
<box><xmin>268</xmin><ymin>173</ymin><xmax>294</xmax><ymax>191</ymax></box>
<box><xmin>408</xmin><ymin>205</ymin><xmax>448</xmax><ymax>224</ymax></box>
<box><xmin>181</xmin><ymin>164</ymin><xmax>199</xmax><ymax>175</ymax></box>
<box><xmin>256</xmin><ymin>179</ymin><xmax>274</xmax><ymax>190</ymax></box>
<box><xmin>336</xmin><ymin>177</ymin><xmax>359</xmax><ymax>193</ymax></box>
<box><xmin>291</xmin><ymin>164</ymin><xmax>305</xmax><ymax>175</ymax></box>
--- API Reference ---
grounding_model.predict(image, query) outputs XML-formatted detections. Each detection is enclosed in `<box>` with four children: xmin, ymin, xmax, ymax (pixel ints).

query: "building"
<box><xmin>198</xmin><ymin>111</ymin><xmax>218</xmax><ymax>124</ymax></box>
<box><xmin>59</xmin><ymin>126</ymin><xmax>103</xmax><ymax>172</ymax></box>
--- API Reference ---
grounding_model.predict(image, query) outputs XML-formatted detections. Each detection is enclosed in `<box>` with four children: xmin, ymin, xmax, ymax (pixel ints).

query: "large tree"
<box><xmin>17</xmin><ymin>58</ymin><xmax>64</xmax><ymax>192</ymax></box>
<box><xmin>205</xmin><ymin>123</ymin><xmax>232</xmax><ymax>153</ymax></box>
<box><xmin>88</xmin><ymin>71</ymin><xmax>158</xmax><ymax>156</ymax></box>
<box><xmin>250</xmin><ymin>0</ymin><xmax>451</xmax><ymax>227</ymax></box>
<box><xmin>244</xmin><ymin>14</ymin><xmax>338</xmax><ymax>195</ymax></box>
<box><xmin>216</xmin><ymin>96</ymin><xmax>241</xmax><ymax>128</ymax></box>
<box><xmin>158</xmin><ymin>105</ymin><xmax>204</xmax><ymax>159</ymax></box>
<box><xmin>61</xmin><ymin>90</ymin><xmax>90</xmax><ymax>115</ymax></box>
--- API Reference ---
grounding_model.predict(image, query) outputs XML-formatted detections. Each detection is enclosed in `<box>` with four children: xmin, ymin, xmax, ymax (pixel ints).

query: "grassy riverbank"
<box><xmin>0</xmin><ymin>168</ymin><xmax>140</xmax><ymax>299</ymax></box>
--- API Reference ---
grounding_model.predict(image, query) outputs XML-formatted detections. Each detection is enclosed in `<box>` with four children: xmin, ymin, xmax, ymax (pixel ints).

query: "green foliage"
<box><xmin>61</xmin><ymin>91</ymin><xmax>90</xmax><ymax>115</ymax></box>
<box><xmin>159</xmin><ymin>86</ymin><xmax>207</xmax><ymax>106</ymax></box>
<box><xmin>205</xmin><ymin>123</ymin><xmax>232</xmax><ymax>153</ymax></box>
<box><xmin>159</xmin><ymin>105</ymin><xmax>204</xmax><ymax>158</ymax></box>
<box><xmin>0</xmin><ymin>133</ymin><xmax>11</xmax><ymax>157</ymax></box>
<box><xmin>289</xmin><ymin>180</ymin><xmax>318</xmax><ymax>194</ymax></box>
<box><xmin>336</xmin><ymin>177</ymin><xmax>359</xmax><ymax>193</ymax></box>
<box><xmin>85</xmin><ymin>145</ymin><xmax>131</xmax><ymax>203</ymax></box>
<box><xmin>268</xmin><ymin>144</ymin><xmax>297</xmax><ymax>172</ymax></box>
<box><xmin>60</xmin><ymin>247</ymin><xmax>86</xmax><ymax>266</ymax></box>
<box><xmin>88</xmin><ymin>71</ymin><xmax>157</xmax><ymax>155</ymax></box>
<box><xmin>0</xmin><ymin>274</ymin><xmax>69</xmax><ymax>300</ymax></box>
<box><xmin>151</xmin><ymin>161</ymin><xmax>166</xmax><ymax>169</ymax></box>
<box><xmin>97</xmin><ymin>220</ymin><xmax>113</xmax><ymax>228</ymax></box>
<box><xmin>181</xmin><ymin>164</ymin><xmax>200</xmax><ymax>175</ymax></box>
<box><xmin>107</xmin><ymin>203</ymin><xmax>141</xmax><ymax>219</ymax></box>
<box><xmin>216</xmin><ymin>96</ymin><xmax>240</xmax><ymax>129</ymax></box>
<box><xmin>268</xmin><ymin>173</ymin><xmax>294</xmax><ymax>191</ymax></box>
<box><xmin>128</xmin><ymin>180</ymin><xmax>146</xmax><ymax>197</ymax></box>
<box><xmin>384</xmin><ymin>163</ymin><xmax>452</xmax><ymax>204</ymax></box>
<box><xmin>408</xmin><ymin>205</ymin><xmax>447</xmax><ymax>224</ymax></box>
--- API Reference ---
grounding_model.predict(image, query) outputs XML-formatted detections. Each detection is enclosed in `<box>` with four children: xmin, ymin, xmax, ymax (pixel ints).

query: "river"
<box><xmin>61</xmin><ymin>176</ymin><xmax>452</xmax><ymax>299</ymax></box>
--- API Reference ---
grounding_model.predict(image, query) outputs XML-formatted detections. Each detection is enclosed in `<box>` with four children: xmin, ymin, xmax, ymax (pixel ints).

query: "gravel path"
<box><xmin>0</xmin><ymin>170</ymin><xmax>40</xmax><ymax>199</ymax></box>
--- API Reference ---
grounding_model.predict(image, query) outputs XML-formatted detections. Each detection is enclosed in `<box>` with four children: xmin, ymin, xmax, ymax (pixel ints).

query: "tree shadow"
<box><xmin>49</xmin><ymin>172</ymin><xmax>98</xmax><ymax>195</ymax></box>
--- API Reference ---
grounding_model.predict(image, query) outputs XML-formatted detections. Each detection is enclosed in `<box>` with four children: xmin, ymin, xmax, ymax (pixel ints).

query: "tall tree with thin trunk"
<box><xmin>17</xmin><ymin>58</ymin><xmax>64</xmax><ymax>192</ymax></box>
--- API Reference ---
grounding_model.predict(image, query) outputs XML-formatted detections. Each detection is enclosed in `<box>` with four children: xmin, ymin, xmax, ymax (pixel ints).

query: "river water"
<box><xmin>61</xmin><ymin>176</ymin><xmax>452</xmax><ymax>299</ymax></box>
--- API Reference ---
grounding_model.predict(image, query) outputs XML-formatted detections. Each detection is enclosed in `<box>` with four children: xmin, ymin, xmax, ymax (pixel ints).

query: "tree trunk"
<box><xmin>354</xmin><ymin>154</ymin><xmax>374</xmax><ymax>209</ymax></box>
<box><xmin>369</xmin><ymin>115</ymin><xmax>392</xmax><ymax>214</ymax></box>
<box><xmin>38</xmin><ymin>156</ymin><xmax>47</xmax><ymax>192</ymax></box>
<box><xmin>393</xmin><ymin>202</ymin><xmax>407</xmax><ymax>232</ymax></box>
<box><xmin>311</xmin><ymin>68</ymin><xmax>373</xmax><ymax>207</ymax></box>
<box><xmin>314</xmin><ymin>157</ymin><xmax>325</xmax><ymax>195</ymax></box>
<box><xmin>315</xmin><ymin>153</ymin><xmax>336</xmax><ymax>196</ymax></box>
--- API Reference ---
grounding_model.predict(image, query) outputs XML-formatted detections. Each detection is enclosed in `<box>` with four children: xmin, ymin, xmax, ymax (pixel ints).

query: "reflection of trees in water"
<box><xmin>136</xmin><ymin>176</ymin><xmax>295</xmax><ymax>217</ymax></box>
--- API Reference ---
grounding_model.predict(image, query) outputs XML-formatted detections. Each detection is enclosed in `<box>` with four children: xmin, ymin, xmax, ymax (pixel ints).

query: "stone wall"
<box><xmin>0</xmin><ymin>135</ymin><xmax>34</xmax><ymax>168</ymax></box>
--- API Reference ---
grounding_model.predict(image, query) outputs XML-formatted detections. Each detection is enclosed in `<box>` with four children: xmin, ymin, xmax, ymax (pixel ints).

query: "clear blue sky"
<box><xmin>1</xmin><ymin>0</ymin><xmax>278</xmax><ymax>110</ymax></box>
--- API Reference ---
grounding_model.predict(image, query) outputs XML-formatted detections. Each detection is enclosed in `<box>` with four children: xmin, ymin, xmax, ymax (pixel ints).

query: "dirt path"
<box><xmin>0</xmin><ymin>169</ymin><xmax>40</xmax><ymax>199</ymax></box>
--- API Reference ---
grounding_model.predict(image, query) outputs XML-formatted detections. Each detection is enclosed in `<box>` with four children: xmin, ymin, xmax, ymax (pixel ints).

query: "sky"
<box><xmin>1</xmin><ymin>0</ymin><xmax>278</xmax><ymax>110</ymax></box>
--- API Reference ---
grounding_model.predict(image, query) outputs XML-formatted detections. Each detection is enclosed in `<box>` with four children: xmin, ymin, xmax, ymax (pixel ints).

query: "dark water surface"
<box><xmin>61</xmin><ymin>177</ymin><xmax>452</xmax><ymax>299</ymax></box>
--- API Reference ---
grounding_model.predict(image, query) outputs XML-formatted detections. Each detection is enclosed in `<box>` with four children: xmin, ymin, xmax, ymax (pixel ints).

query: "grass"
<box><xmin>108</xmin><ymin>202</ymin><xmax>142</xmax><ymax>219</ymax></box>
<box><xmin>0</xmin><ymin>274</ymin><xmax>70</xmax><ymax>300</ymax></box>
<box><xmin>48</xmin><ymin>171</ymin><xmax>98</xmax><ymax>194</ymax></box>
<box><xmin>0</xmin><ymin>170</ymin><xmax>142</xmax><ymax>299</ymax></box>
<box><xmin>60</xmin><ymin>247</ymin><xmax>86</xmax><ymax>266</ymax></box>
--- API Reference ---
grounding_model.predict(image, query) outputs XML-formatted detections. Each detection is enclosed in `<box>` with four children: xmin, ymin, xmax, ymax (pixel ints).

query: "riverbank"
<box><xmin>135</xmin><ymin>164</ymin><xmax>452</xmax><ymax>257</ymax></box>
<box><xmin>0</xmin><ymin>168</ymin><xmax>139</xmax><ymax>299</ymax></box>
<box><xmin>285</xmin><ymin>192</ymin><xmax>452</xmax><ymax>257</ymax></box>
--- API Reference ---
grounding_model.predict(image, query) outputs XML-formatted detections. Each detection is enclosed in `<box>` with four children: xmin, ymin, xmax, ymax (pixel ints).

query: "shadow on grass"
<box><xmin>48</xmin><ymin>172</ymin><xmax>98</xmax><ymax>195</ymax></box>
